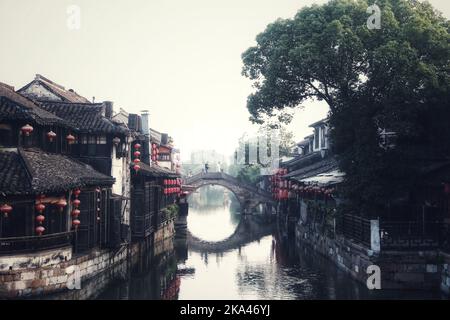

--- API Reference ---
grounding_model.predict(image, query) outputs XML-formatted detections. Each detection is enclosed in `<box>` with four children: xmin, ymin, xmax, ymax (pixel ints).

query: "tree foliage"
<box><xmin>242</xmin><ymin>0</ymin><xmax>450</xmax><ymax>216</ymax></box>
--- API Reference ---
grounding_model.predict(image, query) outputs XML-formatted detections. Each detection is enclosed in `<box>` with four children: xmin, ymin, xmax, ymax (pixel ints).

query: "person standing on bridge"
<box><xmin>205</xmin><ymin>162</ymin><xmax>209</xmax><ymax>173</ymax></box>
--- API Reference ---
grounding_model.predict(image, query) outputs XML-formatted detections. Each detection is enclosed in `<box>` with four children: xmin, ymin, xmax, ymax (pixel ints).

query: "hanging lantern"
<box><xmin>112</xmin><ymin>137</ymin><xmax>121</xmax><ymax>145</ymax></box>
<box><xmin>47</xmin><ymin>131</ymin><xmax>57</xmax><ymax>142</ymax></box>
<box><xmin>95</xmin><ymin>187</ymin><xmax>101</xmax><ymax>193</ymax></box>
<box><xmin>133</xmin><ymin>164</ymin><xmax>140</xmax><ymax>172</ymax></box>
<box><xmin>56</xmin><ymin>199</ymin><xmax>68</xmax><ymax>212</ymax></box>
<box><xmin>35</xmin><ymin>203</ymin><xmax>46</xmax><ymax>213</ymax></box>
<box><xmin>66</xmin><ymin>134</ymin><xmax>76</xmax><ymax>144</ymax></box>
<box><xmin>134</xmin><ymin>151</ymin><xmax>141</xmax><ymax>158</ymax></box>
<box><xmin>152</xmin><ymin>143</ymin><xmax>157</xmax><ymax>149</ymax></box>
<box><xmin>134</xmin><ymin>143</ymin><xmax>141</xmax><ymax>150</ymax></box>
<box><xmin>133</xmin><ymin>158</ymin><xmax>141</xmax><ymax>164</ymax></box>
<box><xmin>72</xmin><ymin>219</ymin><xmax>81</xmax><ymax>229</ymax></box>
<box><xmin>71</xmin><ymin>209</ymin><xmax>80</xmax><ymax>218</ymax></box>
<box><xmin>73</xmin><ymin>189</ymin><xmax>81</xmax><ymax>198</ymax></box>
<box><xmin>21</xmin><ymin>124</ymin><xmax>34</xmax><ymax>136</ymax></box>
<box><xmin>36</xmin><ymin>226</ymin><xmax>45</xmax><ymax>236</ymax></box>
<box><xmin>0</xmin><ymin>204</ymin><xmax>13</xmax><ymax>218</ymax></box>
<box><xmin>164</xmin><ymin>188</ymin><xmax>168</xmax><ymax>195</ymax></box>
<box><xmin>72</xmin><ymin>199</ymin><xmax>81</xmax><ymax>208</ymax></box>
<box><xmin>36</xmin><ymin>215</ymin><xmax>45</xmax><ymax>225</ymax></box>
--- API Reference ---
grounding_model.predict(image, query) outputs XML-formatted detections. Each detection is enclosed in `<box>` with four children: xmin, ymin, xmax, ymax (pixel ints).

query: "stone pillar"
<box><xmin>370</xmin><ymin>219</ymin><xmax>381</xmax><ymax>253</ymax></box>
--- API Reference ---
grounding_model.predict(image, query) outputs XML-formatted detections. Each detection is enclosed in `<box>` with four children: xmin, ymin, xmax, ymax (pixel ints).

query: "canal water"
<box><xmin>98</xmin><ymin>186</ymin><xmax>444</xmax><ymax>300</ymax></box>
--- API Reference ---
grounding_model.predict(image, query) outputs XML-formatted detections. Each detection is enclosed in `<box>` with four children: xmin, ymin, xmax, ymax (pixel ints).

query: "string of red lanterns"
<box><xmin>269</xmin><ymin>168</ymin><xmax>336</xmax><ymax>201</ymax></box>
<box><xmin>133</xmin><ymin>143</ymin><xmax>141</xmax><ymax>172</ymax></box>
<box><xmin>151</xmin><ymin>143</ymin><xmax>159</xmax><ymax>165</ymax></box>
<box><xmin>96</xmin><ymin>187</ymin><xmax>101</xmax><ymax>222</ymax></box>
<box><xmin>163</xmin><ymin>178</ymin><xmax>182</xmax><ymax>195</ymax></box>
<box><xmin>35</xmin><ymin>197</ymin><xmax>46</xmax><ymax>236</ymax></box>
<box><xmin>72</xmin><ymin>189</ymin><xmax>81</xmax><ymax>230</ymax></box>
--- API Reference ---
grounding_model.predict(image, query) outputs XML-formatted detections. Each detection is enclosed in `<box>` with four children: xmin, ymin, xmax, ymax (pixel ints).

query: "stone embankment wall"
<box><xmin>295</xmin><ymin>222</ymin><xmax>443</xmax><ymax>291</ymax></box>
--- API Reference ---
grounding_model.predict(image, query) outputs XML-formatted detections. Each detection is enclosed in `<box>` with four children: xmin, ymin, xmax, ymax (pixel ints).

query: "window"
<box><xmin>320</xmin><ymin>126</ymin><xmax>326</xmax><ymax>149</ymax></box>
<box><xmin>158</xmin><ymin>153</ymin><xmax>171</xmax><ymax>161</ymax></box>
<box><xmin>80</xmin><ymin>135</ymin><xmax>88</xmax><ymax>144</ymax></box>
<box><xmin>314</xmin><ymin>128</ymin><xmax>319</xmax><ymax>149</ymax></box>
<box><xmin>97</xmin><ymin>135</ymin><xmax>107</xmax><ymax>144</ymax></box>
<box><xmin>88</xmin><ymin>135</ymin><xmax>96</xmax><ymax>144</ymax></box>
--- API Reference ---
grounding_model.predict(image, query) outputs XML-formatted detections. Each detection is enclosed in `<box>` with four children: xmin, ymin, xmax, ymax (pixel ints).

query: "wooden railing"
<box><xmin>0</xmin><ymin>231</ymin><xmax>74</xmax><ymax>254</ymax></box>
<box><xmin>380</xmin><ymin>220</ymin><xmax>442</xmax><ymax>250</ymax></box>
<box><xmin>335</xmin><ymin>214</ymin><xmax>371</xmax><ymax>247</ymax></box>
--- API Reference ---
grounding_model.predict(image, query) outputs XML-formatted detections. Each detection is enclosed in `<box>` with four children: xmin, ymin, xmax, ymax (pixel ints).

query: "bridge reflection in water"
<box><xmin>97</xmin><ymin>184</ymin><xmax>443</xmax><ymax>300</ymax></box>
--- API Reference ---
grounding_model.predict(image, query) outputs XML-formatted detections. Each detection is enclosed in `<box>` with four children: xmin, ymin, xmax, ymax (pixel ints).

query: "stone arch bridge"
<box><xmin>183</xmin><ymin>172</ymin><xmax>274</xmax><ymax>214</ymax></box>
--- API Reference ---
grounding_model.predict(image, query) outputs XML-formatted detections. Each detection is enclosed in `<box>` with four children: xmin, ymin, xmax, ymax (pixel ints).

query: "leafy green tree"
<box><xmin>257</xmin><ymin>120</ymin><xmax>296</xmax><ymax>157</ymax></box>
<box><xmin>236</xmin><ymin>165</ymin><xmax>262</xmax><ymax>185</ymax></box>
<box><xmin>242</xmin><ymin>0</ymin><xmax>450</xmax><ymax>216</ymax></box>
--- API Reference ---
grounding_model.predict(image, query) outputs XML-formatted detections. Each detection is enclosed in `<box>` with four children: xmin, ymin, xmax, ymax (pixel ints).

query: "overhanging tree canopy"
<box><xmin>242</xmin><ymin>0</ymin><xmax>450</xmax><ymax>215</ymax></box>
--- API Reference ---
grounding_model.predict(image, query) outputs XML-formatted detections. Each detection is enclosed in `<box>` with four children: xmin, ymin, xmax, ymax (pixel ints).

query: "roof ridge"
<box><xmin>35</xmin><ymin>74</ymin><xmax>65</xmax><ymax>90</ymax></box>
<box><xmin>16</xmin><ymin>148</ymin><xmax>36</xmax><ymax>193</ymax></box>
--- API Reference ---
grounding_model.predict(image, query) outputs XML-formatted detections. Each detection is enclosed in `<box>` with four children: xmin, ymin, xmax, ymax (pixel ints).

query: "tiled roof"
<box><xmin>281</xmin><ymin>151</ymin><xmax>323</xmax><ymax>168</ymax></box>
<box><xmin>0</xmin><ymin>148</ymin><xmax>115</xmax><ymax>195</ymax></box>
<box><xmin>18</xmin><ymin>75</ymin><xmax>91</xmax><ymax>103</ymax></box>
<box><xmin>284</xmin><ymin>156</ymin><xmax>339</xmax><ymax>181</ymax></box>
<box><xmin>38</xmin><ymin>101</ymin><xmax>128</xmax><ymax>134</ymax></box>
<box><xmin>0</xmin><ymin>151</ymin><xmax>31</xmax><ymax>195</ymax></box>
<box><xmin>137</xmin><ymin>162</ymin><xmax>179</xmax><ymax>178</ymax></box>
<box><xmin>0</xmin><ymin>83</ymin><xmax>66</xmax><ymax>126</ymax></box>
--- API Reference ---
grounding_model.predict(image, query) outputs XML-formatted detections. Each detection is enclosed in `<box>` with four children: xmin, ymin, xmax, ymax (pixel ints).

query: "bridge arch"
<box><xmin>183</xmin><ymin>172</ymin><xmax>274</xmax><ymax>214</ymax></box>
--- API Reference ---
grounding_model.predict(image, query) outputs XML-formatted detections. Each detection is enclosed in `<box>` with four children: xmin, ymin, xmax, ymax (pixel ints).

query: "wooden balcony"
<box><xmin>0</xmin><ymin>231</ymin><xmax>73</xmax><ymax>255</ymax></box>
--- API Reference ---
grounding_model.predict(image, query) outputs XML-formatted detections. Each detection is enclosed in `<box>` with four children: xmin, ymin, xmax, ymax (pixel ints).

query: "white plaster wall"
<box><xmin>21</xmin><ymin>83</ymin><xmax>62</xmax><ymax>101</ymax></box>
<box><xmin>159</xmin><ymin>160</ymin><xmax>172</xmax><ymax>170</ymax></box>
<box><xmin>0</xmin><ymin>246</ymin><xmax>72</xmax><ymax>271</ymax></box>
<box><xmin>110</xmin><ymin>144</ymin><xmax>131</xmax><ymax>225</ymax></box>
<box><xmin>111</xmin><ymin>145</ymin><xmax>123</xmax><ymax>196</ymax></box>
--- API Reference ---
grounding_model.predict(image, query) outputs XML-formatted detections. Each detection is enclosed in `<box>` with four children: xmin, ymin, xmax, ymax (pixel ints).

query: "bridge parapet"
<box><xmin>184</xmin><ymin>172</ymin><xmax>271</xmax><ymax>198</ymax></box>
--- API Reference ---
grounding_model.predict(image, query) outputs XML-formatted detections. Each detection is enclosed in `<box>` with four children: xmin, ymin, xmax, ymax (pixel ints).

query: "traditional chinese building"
<box><xmin>0</xmin><ymin>75</ymin><xmax>180</xmax><ymax>298</ymax></box>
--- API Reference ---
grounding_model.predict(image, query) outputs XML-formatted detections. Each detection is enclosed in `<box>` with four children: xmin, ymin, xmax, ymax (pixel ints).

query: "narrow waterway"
<box><xmin>98</xmin><ymin>186</ymin><xmax>444</xmax><ymax>300</ymax></box>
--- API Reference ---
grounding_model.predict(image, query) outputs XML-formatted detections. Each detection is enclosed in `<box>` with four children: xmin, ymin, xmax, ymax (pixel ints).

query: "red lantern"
<box><xmin>56</xmin><ymin>199</ymin><xmax>67</xmax><ymax>212</ymax></box>
<box><xmin>47</xmin><ymin>131</ymin><xmax>56</xmax><ymax>142</ymax></box>
<box><xmin>35</xmin><ymin>203</ymin><xmax>46</xmax><ymax>213</ymax></box>
<box><xmin>134</xmin><ymin>151</ymin><xmax>141</xmax><ymax>157</ymax></box>
<box><xmin>134</xmin><ymin>143</ymin><xmax>141</xmax><ymax>150</ymax></box>
<box><xmin>152</xmin><ymin>143</ymin><xmax>157</xmax><ymax>149</ymax></box>
<box><xmin>66</xmin><ymin>134</ymin><xmax>75</xmax><ymax>144</ymax></box>
<box><xmin>0</xmin><ymin>204</ymin><xmax>13</xmax><ymax>218</ymax></box>
<box><xmin>71</xmin><ymin>209</ymin><xmax>80</xmax><ymax>218</ymax></box>
<box><xmin>36</xmin><ymin>215</ymin><xmax>45</xmax><ymax>224</ymax></box>
<box><xmin>21</xmin><ymin>124</ymin><xmax>34</xmax><ymax>136</ymax></box>
<box><xmin>72</xmin><ymin>219</ymin><xmax>81</xmax><ymax>229</ymax></box>
<box><xmin>164</xmin><ymin>188</ymin><xmax>168</xmax><ymax>195</ymax></box>
<box><xmin>73</xmin><ymin>189</ymin><xmax>81</xmax><ymax>197</ymax></box>
<box><xmin>36</xmin><ymin>226</ymin><xmax>45</xmax><ymax>236</ymax></box>
<box><xmin>133</xmin><ymin>158</ymin><xmax>141</xmax><ymax>164</ymax></box>
<box><xmin>133</xmin><ymin>164</ymin><xmax>140</xmax><ymax>171</ymax></box>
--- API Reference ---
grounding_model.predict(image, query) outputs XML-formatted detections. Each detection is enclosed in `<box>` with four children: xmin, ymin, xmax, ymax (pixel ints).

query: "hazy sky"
<box><xmin>1</xmin><ymin>0</ymin><xmax>449</xmax><ymax>161</ymax></box>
